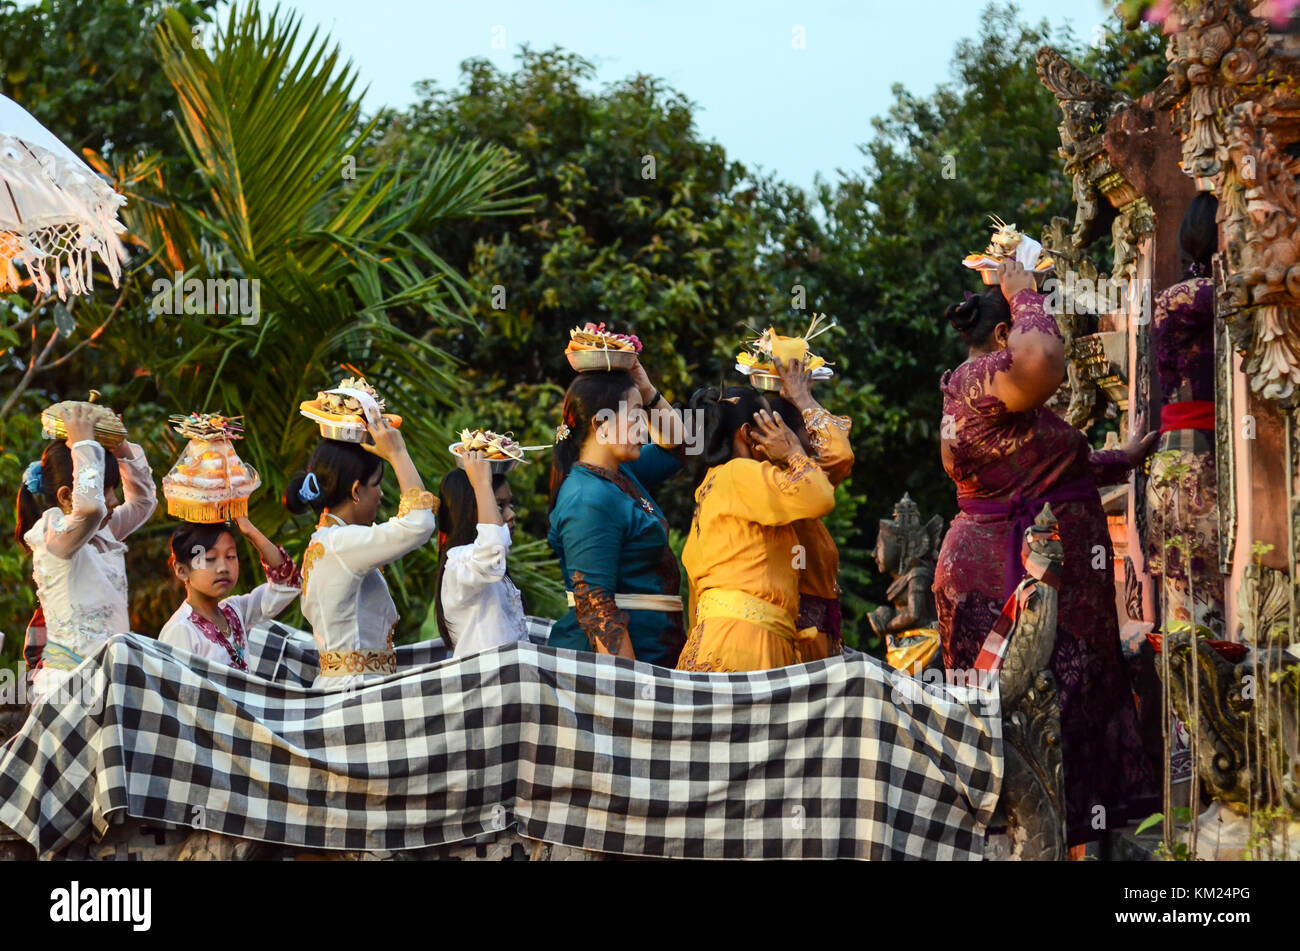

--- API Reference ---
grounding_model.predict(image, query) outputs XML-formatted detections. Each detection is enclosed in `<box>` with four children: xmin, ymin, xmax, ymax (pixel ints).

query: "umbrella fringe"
<box><xmin>2</xmin><ymin>224</ymin><xmax>126</xmax><ymax>299</ymax></box>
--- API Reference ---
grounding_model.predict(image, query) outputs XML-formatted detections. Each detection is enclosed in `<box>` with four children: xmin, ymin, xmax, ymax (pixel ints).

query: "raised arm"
<box><xmin>330</xmin><ymin>414</ymin><xmax>438</xmax><ymax>576</ymax></box>
<box><xmin>443</xmin><ymin>524</ymin><xmax>512</xmax><ymax>602</ymax></box>
<box><xmin>332</xmin><ymin>507</ymin><xmax>436</xmax><ymax>577</ymax></box>
<box><xmin>987</xmin><ymin>262</ymin><xmax>1067</xmax><ymax>414</ymax></box>
<box><xmin>108</xmin><ymin>440</ymin><xmax>157</xmax><ymax>540</ymax></box>
<box><xmin>224</xmin><ymin>517</ymin><xmax>302</xmax><ymax>626</ymax></box>
<box><xmin>630</xmin><ymin>357</ymin><xmax>687</xmax><ymax>460</ymax></box>
<box><xmin>774</xmin><ymin>355</ymin><xmax>854</xmax><ymax>486</ymax></box>
<box><xmin>44</xmin><ymin>437</ymin><xmax>108</xmax><ymax>560</ymax></box>
<box><xmin>442</xmin><ymin>452</ymin><xmax>511</xmax><ymax>600</ymax></box>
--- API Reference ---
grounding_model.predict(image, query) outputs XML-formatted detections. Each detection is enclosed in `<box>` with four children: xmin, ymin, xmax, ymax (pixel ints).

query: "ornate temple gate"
<box><xmin>1037</xmin><ymin>1</ymin><xmax>1300</xmax><ymax>857</ymax></box>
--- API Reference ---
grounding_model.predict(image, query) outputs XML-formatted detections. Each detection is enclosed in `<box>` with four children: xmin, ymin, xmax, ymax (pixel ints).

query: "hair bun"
<box><xmin>944</xmin><ymin>297</ymin><xmax>980</xmax><ymax>333</ymax></box>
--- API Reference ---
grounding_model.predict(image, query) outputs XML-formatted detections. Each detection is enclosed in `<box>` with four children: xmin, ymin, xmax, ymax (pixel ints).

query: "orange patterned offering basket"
<box><xmin>163</xmin><ymin>413</ymin><xmax>260</xmax><ymax>523</ymax></box>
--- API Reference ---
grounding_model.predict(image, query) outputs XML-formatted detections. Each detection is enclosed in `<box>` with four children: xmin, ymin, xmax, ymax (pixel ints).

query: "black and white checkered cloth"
<box><xmin>0</xmin><ymin>631</ymin><xmax>1002</xmax><ymax>859</ymax></box>
<box><xmin>244</xmin><ymin>618</ymin><xmax>556</xmax><ymax>685</ymax></box>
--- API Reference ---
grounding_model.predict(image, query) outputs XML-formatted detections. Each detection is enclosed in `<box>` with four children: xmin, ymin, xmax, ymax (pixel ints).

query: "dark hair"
<box><xmin>943</xmin><ymin>290</ymin><xmax>1012</xmax><ymax>347</ymax></box>
<box><xmin>168</xmin><ymin>522</ymin><xmax>236</xmax><ymax>575</ymax></box>
<box><xmin>283</xmin><ymin>439</ymin><xmax>384</xmax><ymax>515</ymax></box>
<box><xmin>15</xmin><ymin>441</ymin><xmax>122</xmax><ymax>551</ymax></box>
<box><xmin>1179</xmin><ymin>192</ymin><xmax>1219</xmax><ymax>277</ymax></box>
<box><xmin>548</xmin><ymin>370</ymin><xmax>638</xmax><ymax>511</ymax></box>
<box><xmin>686</xmin><ymin>385</ymin><xmax>772</xmax><ymax>473</ymax></box>
<box><xmin>434</xmin><ymin>467</ymin><xmax>511</xmax><ymax>646</ymax></box>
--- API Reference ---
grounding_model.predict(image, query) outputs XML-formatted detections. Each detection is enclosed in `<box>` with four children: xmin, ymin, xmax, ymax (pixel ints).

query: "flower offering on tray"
<box><xmin>566</xmin><ymin>322</ymin><xmax>641</xmax><ymax>371</ymax></box>
<box><xmin>962</xmin><ymin>215</ymin><xmax>1055</xmax><ymax>284</ymax></box>
<box><xmin>299</xmin><ymin>375</ymin><xmax>403</xmax><ymax>442</ymax></box>
<box><xmin>735</xmin><ymin>313</ymin><xmax>836</xmax><ymax>390</ymax></box>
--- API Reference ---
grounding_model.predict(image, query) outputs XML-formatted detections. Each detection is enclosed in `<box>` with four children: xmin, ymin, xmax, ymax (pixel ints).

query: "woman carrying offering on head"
<box><xmin>547</xmin><ymin>360</ymin><xmax>688</xmax><ymax>666</ymax></box>
<box><xmin>159</xmin><ymin>518</ymin><xmax>301</xmax><ymax>671</ymax></box>
<box><xmin>764</xmin><ymin>355</ymin><xmax>854</xmax><ymax>654</ymax></box>
<box><xmin>15</xmin><ymin>402</ymin><xmax>157</xmax><ymax>702</ymax></box>
<box><xmin>284</xmin><ymin>417</ymin><xmax>437</xmax><ymax>690</ymax></box>
<box><xmin>934</xmin><ymin>259</ymin><xmax>1158</xmax><ymax>850</ymax></box>
<box><xmin>676</xmin><ymin>388</ymin><xmax>836</xmax><ymax>672</ymax></box>
<box><xmin>435</xmin><ymin>450</ymin><xmax>526</xmax><ymax>657</ymax></box>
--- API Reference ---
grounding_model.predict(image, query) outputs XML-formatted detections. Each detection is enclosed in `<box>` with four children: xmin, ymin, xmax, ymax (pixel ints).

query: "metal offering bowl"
<box><xmin>449</xmin><ymin>442</ymin><xmax>522</xmax><ymax>475</ymax></box>
<box><xmin>566</xmin><ymin>348</ymin><xmax>638</xmax><ymax>372</ymax></box>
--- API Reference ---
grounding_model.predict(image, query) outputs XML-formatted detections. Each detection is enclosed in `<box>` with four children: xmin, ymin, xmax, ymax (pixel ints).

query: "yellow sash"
<box><xmin>693</xmin><ymin>589</ymin><xmax>822</xmax><ymax>661</ymax></box>
<box><xmin>886</xmin><ymin>628</ymin><xmax>942</xmax><ymax>673</ymax></box>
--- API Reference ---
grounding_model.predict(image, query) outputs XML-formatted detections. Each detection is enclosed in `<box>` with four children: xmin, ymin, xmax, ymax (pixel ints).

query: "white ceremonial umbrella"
<box><xmin>0</xmin><ymin>93</ymin><xmax>127</xmax><ymax>299</ymax></box>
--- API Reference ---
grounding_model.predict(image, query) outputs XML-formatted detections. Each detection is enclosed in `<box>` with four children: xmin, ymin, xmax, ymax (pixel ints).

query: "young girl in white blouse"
<box><xmin>284</xmin><ymin>417</ymin><xmax>436</xmax><ymax>690</ymax></box>
<box><xmin>158</xmin><ymin>517</ymin><xmax>301</xmax><ymax>671</ymax></box>
<box><xmin>15</xmin><ymin>403</ymin><xmax>157</xmax><ymax>703</ymax></box>
<box><xmin>435</xmin><ymin>450</ymin><xmax>527</xmax><ymax>658</ymax></box>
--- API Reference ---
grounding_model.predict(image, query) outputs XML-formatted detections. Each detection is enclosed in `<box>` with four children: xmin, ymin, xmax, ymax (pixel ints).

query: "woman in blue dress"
<box><xmin>547</xmin><ymin>363</ymin><xmax>686</xmax><ymax>666</ymax></box>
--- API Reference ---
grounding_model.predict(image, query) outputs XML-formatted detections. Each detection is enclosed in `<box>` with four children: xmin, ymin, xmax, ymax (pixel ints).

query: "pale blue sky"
<box><xmin>283</xmin><ymin>0</ymin><xmax>1114</xmax><ymax>191</ymax></box>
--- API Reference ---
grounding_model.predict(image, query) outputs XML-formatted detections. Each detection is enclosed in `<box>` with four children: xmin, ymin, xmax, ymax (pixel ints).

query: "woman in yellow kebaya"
<box><xmin>763</xmin><ymin>356</ymin><xmax>854</xmax><ymax>654</ymax></box>
<box><xmin>676</xmin><ymin>388</ymin><xmax>836</xmax><ymax>672</ymax></box>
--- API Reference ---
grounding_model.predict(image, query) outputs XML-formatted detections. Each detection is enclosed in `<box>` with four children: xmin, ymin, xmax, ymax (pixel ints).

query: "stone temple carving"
<box><xmin>1162</xmin><ymin>0</ymin><xmax>1300</xmax><ymax>403</ymax></box>
<box><xmin>868</xmin><ymin>493</ymin><xmax>944</xmax><ymax>644</ymax></box>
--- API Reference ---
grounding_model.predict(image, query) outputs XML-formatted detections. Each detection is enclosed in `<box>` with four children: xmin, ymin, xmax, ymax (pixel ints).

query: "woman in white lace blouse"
<box><xmin>15</xmin><ymin>404</ymin><xmax>157</xmax><ymax>703</ymax></box>
<box><xmin>435</xmin><ymin>450</ymin><xmax>526</xmax><ymax>658</ymax></box>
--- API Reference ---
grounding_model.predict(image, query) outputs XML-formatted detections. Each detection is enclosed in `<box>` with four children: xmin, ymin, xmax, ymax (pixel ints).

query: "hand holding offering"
<box><xmin>361</xmin><ymin>415</ymin><xmax>408</xmax><ymax>463</ymax></box>
<box><xmin>463</xmin><ymin>449</ymin><xmax>494</xmax><ymax>489</ymax></box>
<box><xmin>61</xmin><ymin>402</ymin><xmax>99</xmax><ymax>446</ymax></box>
<box><xmin>774</xmin><ymin>355</ymin><xmax>814</xmax><ymax>409</ymax></box>
<box><xmin>998</xmin><ymin>259</ymin><xmax>1037</xmax><ymax>302</ymax></box>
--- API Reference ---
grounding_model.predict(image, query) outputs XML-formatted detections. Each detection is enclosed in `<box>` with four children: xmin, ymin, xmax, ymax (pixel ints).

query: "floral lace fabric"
<box><xmin>1153</xmin><ymin>278</ymin><xmax>1215</xmax><ymax>404</ymax></box>
<box><xmin>572</xmin><ymin>570</ymin><xmax>631</xmax><ymax>654</ymax></box>
<box><xmin>935</xmin><ymin>289</ymin><xmax>1157</xmax><ymax>846</ymax></box>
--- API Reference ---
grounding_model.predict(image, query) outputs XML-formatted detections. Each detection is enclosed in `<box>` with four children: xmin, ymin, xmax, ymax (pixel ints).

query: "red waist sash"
<box><xmin>1160</xmin><ymin>400</ymin><xmax>1215</xmax><ymax>433</ymax></box>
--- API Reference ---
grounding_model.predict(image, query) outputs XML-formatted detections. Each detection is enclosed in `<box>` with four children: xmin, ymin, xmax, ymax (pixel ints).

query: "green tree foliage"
<box><xmin>0</xmin><ymin>0</ymin><xmax>218</xmax><ymax>160</ymax></box>
<box><xmin>372</xmin><ymin>47</ymin><xmax>783</xmax><ymax>625</ymax></box>
<box><xmin>0</xmin><ymin>1</ymin><xmax>1170</xmax><ymax>667</ymax></box>
<box><xmin>0</xmin><ymin>1</ymin><xmax>533</xmax><ymax>665</ymax></box>
<box><xmin>754</xmin><ymin>9</ymin><xmax>1167</xmax><ymax>603</ymax></box>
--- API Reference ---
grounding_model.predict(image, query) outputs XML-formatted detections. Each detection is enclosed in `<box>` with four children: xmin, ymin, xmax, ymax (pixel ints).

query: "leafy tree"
<box><xmin>753</xmin><ymin>7</ymin><xmax>1168</xmax><ymax>616</ymax></box>
<box><xmin>0</xmin><ymin>1</ymin><xmax>534</xmax><ymax>663</ymax></box>
<box><xmin>372</xmin><ymin>47</ymin><xmax>783</xmax><ymax>620</ymax></box>
<box><xmin>0</xmin><ymin>0</ymin><xmax>218</xmax><ymax>161</ymax></box>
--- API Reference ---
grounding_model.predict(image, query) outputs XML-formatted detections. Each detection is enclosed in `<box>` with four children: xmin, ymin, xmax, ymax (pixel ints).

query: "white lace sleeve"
<box><xmin>44</xmin><ymin>441</ymin><xmax>108</xmax><ymax>559</ymax></box>
<box><xmin>108</xmin><ymin>441</ymin><xmax>157</xmax><ymax>540</ymax></box>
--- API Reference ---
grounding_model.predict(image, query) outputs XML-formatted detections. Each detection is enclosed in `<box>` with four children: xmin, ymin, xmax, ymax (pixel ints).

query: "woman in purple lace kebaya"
<box><xmin>933</xmin><ymin>260</ymin><xmax>1160</xmax><ymax>851</ymax></box>
<box><xmin>1145</xmin><ymin>193</ymin><xmax>1224</xmax><ymax>637</ymax></box>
